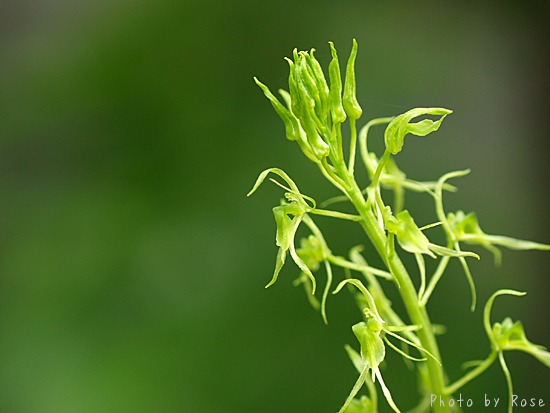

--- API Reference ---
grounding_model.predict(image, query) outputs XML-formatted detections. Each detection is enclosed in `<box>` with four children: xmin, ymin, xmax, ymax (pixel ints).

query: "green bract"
<box><xmin>250</xmin><ymin>40</ymin><xmax>550</xmax><ymax>413</ymax></box>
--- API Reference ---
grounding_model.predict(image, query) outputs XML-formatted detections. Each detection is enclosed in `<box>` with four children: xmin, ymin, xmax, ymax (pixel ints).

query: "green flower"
<box><xmin>448</xmin><ymin>210</ymin><xmax>550</xmax><ymax>266</ymax></box>
<box><xmin>386</xmin><ymin>209</ymin><xmax>478</xmax><ymax>260</ymax></box>
<box><xmin>492</xmin><ymin>318</ymin><xmax>550</xmax><ymax>367</ymax></box>
<box><xmin>296</xmin><ymin>234</ymin><xmax>324</xmax><ymax>272</ymax></box>
<box><xmin>484</xmin><ymin>290</ymin><xmax>550</xmax><ymax>413</ymax></box>
<box><xmin>247</xmin><ymin>168</ymin><xmax>317</xmax><ymax>291</ymax></box>
<box><xmin>384</xmin><ymin>107</ymin><xmax>452</xmax><ymax>155</ymax></box>
<box><xmin>485</xmin><ymin>290</ymin><xmax>550</xmax><ymax>367</ymax></box>
<box><xmin>334</xmin><ymin>279</ymin><xmax>440</xmax><ymax>413</ymax></box>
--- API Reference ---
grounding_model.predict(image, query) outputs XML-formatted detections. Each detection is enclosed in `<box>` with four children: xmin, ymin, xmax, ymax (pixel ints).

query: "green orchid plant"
<box><xmin>248</xmin><ymin>40</ymin><xmax>550</xmax><ymax>412</ymax></box>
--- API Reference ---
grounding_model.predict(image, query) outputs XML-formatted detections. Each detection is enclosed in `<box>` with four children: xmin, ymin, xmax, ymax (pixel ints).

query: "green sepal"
<box><xmin>386</xmin><ymin>210</ymin><xmax>479</xmax><ymax>260</ymax></box>
<box><xmin>343</xmin><ymin>39</ymin><xmax>362</xmax><ymax>120</ymax></box>
<box><xmin>384</xmin><ymin>107</ymin><xmax>452</xmax><ymax>155</ymax></box>
<box><xmin>386</xmin><ymin>210</ymin><xmax>435</xmax><ymax>258</ymax></box>
<box><xmin>273</xmin><ymin>204</ymin><xmax>300</xmax><ymax>251</ymax></box>
<box><xmin>353</xmin><ymin>320</ymin><xmax>386</xmax><ymax>382</ymax></box>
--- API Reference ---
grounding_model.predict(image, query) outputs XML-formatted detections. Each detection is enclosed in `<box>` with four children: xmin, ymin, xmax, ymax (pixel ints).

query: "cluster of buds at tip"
<box><xmin>254</xmin><ymin>40</ymin><xmax>362</xmax><ymax>163</ymax></box>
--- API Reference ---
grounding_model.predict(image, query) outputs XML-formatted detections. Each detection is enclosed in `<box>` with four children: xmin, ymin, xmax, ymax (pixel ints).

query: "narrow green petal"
<box><xmin>384</xmin><ymin>329</ymin><xmax>441</xmax><ymax>366</ymax></box>
<box><xmin>384</xmin><ymin>336</ymin><xmax>426</xmax><ymax>362</ymax></box>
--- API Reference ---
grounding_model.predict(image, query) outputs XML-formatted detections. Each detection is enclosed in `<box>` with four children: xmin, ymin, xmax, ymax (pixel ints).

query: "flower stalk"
<box><xmin>249</xmin><ymin>40</ymin><xmax>550</xmax><ymax>412</ymax></box>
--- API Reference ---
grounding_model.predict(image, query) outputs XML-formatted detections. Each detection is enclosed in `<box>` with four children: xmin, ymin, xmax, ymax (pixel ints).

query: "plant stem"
<box><xmin>343</xmin><ymin>176</ymin><xmax>451</xmax><ymax>412</ymax></box>
<box><xmin>444</xmin><ymin>352</ymin><xmax>497</xmax><ymax>395</ymax></box>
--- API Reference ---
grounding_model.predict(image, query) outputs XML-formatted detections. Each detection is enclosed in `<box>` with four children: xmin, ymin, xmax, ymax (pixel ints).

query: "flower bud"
<box><xmin>343</xmin><ymin>39</ymin><xmax>363</xmax><ymax>120</ymax></box>
<box><xmin>254</xmin><ymin>77</ymin><xmax>301</xmax><ymax>142</ymax></box>
<box><xmin>384</xmin><ymin>107</ymin><xmax>452</xmax><ymax>155</ymax></box>
<box><xmin>328</xmin><ymin>42</ymin><xmax>347</xmax><ymax>124</ymax></box>
<box><xmin>287</xmin><ymin>50</ymin><xmax>330</xmax><ymax>159</ymax></box>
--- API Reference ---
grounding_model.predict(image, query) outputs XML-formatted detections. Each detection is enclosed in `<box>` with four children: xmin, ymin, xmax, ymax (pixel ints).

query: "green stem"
<box><xmin>420</xmin><ymin>256</ymin><xmax>450</xmax><ymax>307</ymax></box>
<box><xmin>324</xmin><ymin>141</ymin><xmax>450</xmax><ymax>410</ymax></box>
<box><xmin>444</xmin><ymin>351</ymin><xmax>497</xmax><ymax>395</ymax></box>
<box><xmin>348</xmin><ymin>118</ymin><xmax>358</xmax><ymax>175</ymax></box>
<box><xmin>343</xmin><ymin>178</ymin><xmax>450</xmax><ymax>412</ymax></box>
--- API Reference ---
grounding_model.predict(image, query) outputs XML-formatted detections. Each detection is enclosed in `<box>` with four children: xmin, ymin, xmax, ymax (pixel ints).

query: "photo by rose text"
<box><xmin>430</xmin><ymin>394</ymin><xmax>546</xmax><ymax>408</ymax></box>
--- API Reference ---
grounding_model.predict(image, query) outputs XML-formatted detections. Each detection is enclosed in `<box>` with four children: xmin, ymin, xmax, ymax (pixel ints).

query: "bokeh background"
<box><xmin>1</xmin><ymin>1</ymin><xmax>549</xmax><ymax>412</ymax></box>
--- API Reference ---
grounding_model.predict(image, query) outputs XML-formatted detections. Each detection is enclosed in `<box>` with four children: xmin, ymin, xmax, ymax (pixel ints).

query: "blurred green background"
<box><xmin>1</xmin><ymin>1</ymin><xmax>549</xmax><ymax>412</ymax></box>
